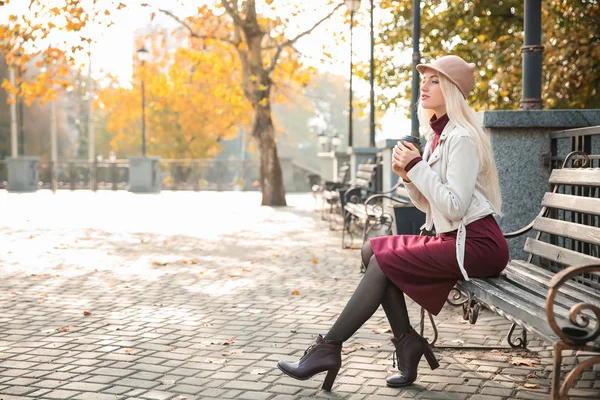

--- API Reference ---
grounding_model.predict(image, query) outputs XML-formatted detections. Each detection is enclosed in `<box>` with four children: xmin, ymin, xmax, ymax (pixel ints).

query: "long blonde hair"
<box><xmin>417</xmin><ymin>74</ymin><xmax>503</xmax><ymax>215</ymax></box>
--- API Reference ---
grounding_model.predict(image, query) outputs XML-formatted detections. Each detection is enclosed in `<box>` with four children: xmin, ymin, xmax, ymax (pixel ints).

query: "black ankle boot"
<box><xmin>277</xmin><ymin>334</ymin><xmax>342</xmax><ymax>391</ymax></box>
<box><xmin>386</xmin><ymin>327</ymin><xmax>439</xmax><ymax>387</ymax></box>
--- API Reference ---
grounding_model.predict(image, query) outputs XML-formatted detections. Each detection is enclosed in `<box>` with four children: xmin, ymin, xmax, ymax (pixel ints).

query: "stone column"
<box><xmin>128</xmin><ymin>156</ymin><xmax>161</xmax><ymax>193</ymax></box>
<box><xmin>481</xmin><ymin>109</ymin><xmax>600</xmax><ymax>259</ymax></box>
<box><xmin>7</xmin><ymin>156</ymin><xmax>39</xmax><ymax>193</ymax></box>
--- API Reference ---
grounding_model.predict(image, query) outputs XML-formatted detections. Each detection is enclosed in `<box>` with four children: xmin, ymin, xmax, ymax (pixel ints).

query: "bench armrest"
<box><xmin>503</xmin><ymin>220</ymin><xmax>535</xmax><ymax>239</ymax></box>
<box><xmin>546</xmin><ymin>263</ymin><xmax>600</xmax><ymax>345</ymax></box>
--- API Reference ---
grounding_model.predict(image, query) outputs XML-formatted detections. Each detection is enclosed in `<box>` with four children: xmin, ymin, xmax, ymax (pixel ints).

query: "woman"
<box><xmin>277</xmin><ymin>55</ymin><xmax>509</xmax><ymax>392</ymax></box>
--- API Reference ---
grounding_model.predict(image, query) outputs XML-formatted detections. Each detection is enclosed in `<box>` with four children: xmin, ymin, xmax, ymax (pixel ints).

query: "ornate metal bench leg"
<box><xmin>506</xmin><ymin>322</ymin><xmax>528</xmax><ymax>348</ymax></box>
<box><xmin>462</xmin><ymin>293</ymin><xmax>481</xmax><ymax>324</ymax></box>
<box><xmin>447</xmin><ymin>285</ymin><xmax>468</xmax><ymax>307</ymax></box>
<box><xmin>419</xmin><ymin>307</ymin><xmax>439</xmax><ymax>346</ymax></box>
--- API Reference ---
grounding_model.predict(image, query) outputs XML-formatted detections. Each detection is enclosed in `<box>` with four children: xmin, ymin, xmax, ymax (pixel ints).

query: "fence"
<box><xmin>0</xmin><ymin>159</ymin><xmax>262</xmax><ymax>191</ymax></box>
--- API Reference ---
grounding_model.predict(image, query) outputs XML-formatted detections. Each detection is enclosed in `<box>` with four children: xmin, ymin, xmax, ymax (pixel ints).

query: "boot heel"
<box><xmin>321</xmin><ymin>368</ymin><xmax>339</xmax><ymax>391</ymax></box>
<box><xmin>424</xmin><ymin>348</ymin><xmax>439</xmax><ymax>370</ymax></box>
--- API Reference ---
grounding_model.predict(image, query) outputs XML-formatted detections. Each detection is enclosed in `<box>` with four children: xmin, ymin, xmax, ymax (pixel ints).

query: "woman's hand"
<box><xmin>392</xmin><ymin>141</ymin><xmax>421</xmax><ymax>169</ymax></box>
<box><xmin>392</xmin><ymin>161</ymin><xmax>410</xmax><ymax>182</ymax></box>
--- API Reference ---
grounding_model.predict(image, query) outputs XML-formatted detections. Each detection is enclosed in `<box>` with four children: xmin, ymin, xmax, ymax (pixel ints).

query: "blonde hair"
<box><xmin>417</xmin><ymin>74</ymin><xmax>503</xmax><ymax>215</ymax></box>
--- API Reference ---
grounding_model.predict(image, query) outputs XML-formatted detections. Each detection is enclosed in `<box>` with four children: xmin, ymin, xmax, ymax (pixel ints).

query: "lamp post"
<box><xmin>368</xmin><ymin>0</ymin><xmax>375</xmax><ymax>147</ymax></box>
<box><xmin>344</xmin><ymin>0</ymin><xmax>361</xmax><ymax>149</ymax></box>
<box><xmin>411</xmin><ymin>0</ymin><xmax>421</xmax><ymax>137</ymax></box>
<box><xmin>137</xmin><ymin>45</ymin><xmax>149</xmax><ymax>157</ymax></box>
<box><xmin>15</xmin><ymin>51</ymin><xmax>25</xmax><ymax>156</ymax></box>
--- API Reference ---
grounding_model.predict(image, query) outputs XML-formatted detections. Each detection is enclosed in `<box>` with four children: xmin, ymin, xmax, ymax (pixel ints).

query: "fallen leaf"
<box><xmin>272</xmin><ymin>254</ymin><xmax>279</xmax><ymax>257</ymax></box>
<box><xmin>200</xmin><ymin>322</ymin><xmax>212</xmax><ymax>327</ymax></box>
<box><xmin>222</xmin><ymin>349</ymin><xmax>243</xmax><ymax>356</ymax></box>
<box><xmin>124</xmin><ymin>348</ymin><xmax>135</xmax><ymax>353</ymax></box>
<box><xmin>152</xmin><ymin>261</ymin><xmax>168</xmax><ymax>266</ymax></box>
<box><xmin>526</xmin><ymin>373</ymin><xmax>537</xmax><ymax>379</ymax></box>
<box><xmin>373</xmin><ymin>327</ymin><xmax>392</xmax><ymax>334</ymax></box>
<box><xmin>291</xmin><ymin>290</ymin><xmax>300</xmax><ymax>295</ymax></box>
<box><xmin>312</xmin><ymin>259</ymin><xmax>318</xmax><ymax>264</ymax></box>
<box><xmin>83</xmin><ymin>311</ymin><xmax>91</xmax><ymax>316</ymax></box>
<box><xmin>510</xmin><ymin>357</ymin><xmax>537</xmax><ymax>367</ymax></box>
<box><xmin>58</xmin><ymin>327</ymin><xmax>68</xmax><ymax>332</ymax></box>
<box><xmin>342</xmin><ymin>343</ymin><xmax>382</xmax><ymax>354</ymax></box>
<box><xmin>160</xmin><ymin>379</ymin><xmax>176</xmax><ymax>385</ymax></box>
<box><xmin>523</xmin><ymin>383</ymin><xmax>540</xmax><ymax>389</ymax></box>
<box><xmin>222</xmin><ymin>338</ymin><xmax>235</xmax><ymax>345</ymax></box>
<box><xmin>251</xmin><ymin>368</ymin><xmax>266</xmax><ymax>375</ymax></box>
<box><xmin>71</xmin><ymin>324</ymin><xmax>78</xmax><ymax>327</ymax></box>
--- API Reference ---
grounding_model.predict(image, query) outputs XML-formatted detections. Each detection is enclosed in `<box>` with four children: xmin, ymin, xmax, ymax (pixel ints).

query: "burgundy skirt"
<box><xmin>370</xmin><ymin>214</ymin><xmax>509</xmax><ymax>315</ymax></box>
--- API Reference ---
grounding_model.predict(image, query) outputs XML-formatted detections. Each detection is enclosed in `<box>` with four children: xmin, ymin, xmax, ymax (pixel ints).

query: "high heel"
<box><xmin>321</xmin><ymin>368</ymin><xmax>340</xmax><ymax>391</ymax></box>
<box><xmin>277</xmin><ymin>334</ymin><xmax>343</xmax><ymax>392</ymax></box>
<box><xmin>423</xmin><ymin>347</ymin><xmax>440</xmax><ymax>370</ymax></box>
<box><xmin>386</xmin><ymin>326</ymin><xmax>439</xmax><ymax>388</ymax></box>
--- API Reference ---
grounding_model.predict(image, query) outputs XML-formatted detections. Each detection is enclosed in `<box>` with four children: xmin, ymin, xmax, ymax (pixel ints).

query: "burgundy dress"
<box><xmin>370</xmin><ymin>115</ymin><xmax>509</xmax><ymax>315</ymax></box>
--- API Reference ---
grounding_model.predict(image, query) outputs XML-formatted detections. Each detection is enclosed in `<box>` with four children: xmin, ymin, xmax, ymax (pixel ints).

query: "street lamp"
<box><xmin>137</xmin><ymin>45</ymin><xmax>149</xmax><ymax>157</ymax></box>
<box><xmin>344</xmin><ymin>0</ymin><xmax>361</xmax><ymax>149</ymax></box>
<box><xmin>317</xmin><ymin>132</ymin><xmax>341</xmax><ymax>152</ymax></box>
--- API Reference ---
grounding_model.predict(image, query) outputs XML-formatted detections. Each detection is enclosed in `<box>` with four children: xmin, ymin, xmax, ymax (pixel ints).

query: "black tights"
<box><xmin>324</xmin><ymin>242</ymin><xmax>411</xmax><ymax>342</ymax></box>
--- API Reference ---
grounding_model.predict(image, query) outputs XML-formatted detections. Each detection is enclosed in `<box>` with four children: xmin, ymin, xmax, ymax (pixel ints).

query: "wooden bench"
<box><xmin>341</xmin><ymin>163</ymin><xmax>381</xmax><ymax>248</ymax></box>
<box><xmin>321</xmin><ymin>164</ymin><xmax>351</xmax><ymax>228</ymax></box>
<box><xmin>455</xmin><ymin>158</ymin><xmax>600</xmax><ymax>399</ymax></box>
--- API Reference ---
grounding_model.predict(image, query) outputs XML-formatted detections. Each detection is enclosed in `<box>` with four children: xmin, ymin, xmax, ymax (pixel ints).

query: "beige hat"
<box><xmin>417</xmin><ymin>55</ymin><xmax>476</xmax><ymax>98</ymax></box>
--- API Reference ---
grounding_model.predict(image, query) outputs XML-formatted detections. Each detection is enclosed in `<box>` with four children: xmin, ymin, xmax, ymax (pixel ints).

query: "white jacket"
<box><xmin>403</xmin><ymin>120</ymin><xmax>497</xmax><ymax>281</ymax></box>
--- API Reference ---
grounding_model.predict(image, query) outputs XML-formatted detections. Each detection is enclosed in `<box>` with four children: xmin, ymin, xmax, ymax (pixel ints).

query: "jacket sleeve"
<box><xmin>403</xmin><ymin>180</ymin><xmax>430</xmax><ymax>213</ymax></box>
<box><xmin>406</xmin><ymin>135</ymin><xmax>479</xmax><ymax>221</ymax></box>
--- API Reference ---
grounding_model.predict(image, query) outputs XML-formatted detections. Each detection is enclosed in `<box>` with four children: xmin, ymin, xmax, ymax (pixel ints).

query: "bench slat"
<box><xmin>549</xmin><ymin>168</ymin><xmax>600</xmax><ymax>186</ymax></box>
<box><xmin>542</xmin><ymin>192</ymin><xmax>600</xmax><ymax>216</ymax></box>
<box><xmin>356</xmin><ymin>171</ymin><xmax>374</xmax><ymax>180</ymax></box>
<box><xmin>533</xmin><ymin>216</ymin><xmax>600</xmax><ymax>246</ymax></box>
<box><xmin>457</xmin><ymin>279</ymin><xmax>561</xmax><ymax>342</ymax></box>
<box><xmin>358</xmin><ymin>164</ymin><xmax>378</xmax><ymax>172</ymax></box>
<box><xmin>507</xmin><ymin>260</ymin><xmax>600</xmax><ymax>304</ymax></box>
<box><xmin>524</xmin><ymin>238</ymin><xmax>600</xmax><ymax>269</ymax></box>
<box><xmin>495</xmin><ymin>273</ymin><xmax>598</xmax><ymax>323</ymax></box>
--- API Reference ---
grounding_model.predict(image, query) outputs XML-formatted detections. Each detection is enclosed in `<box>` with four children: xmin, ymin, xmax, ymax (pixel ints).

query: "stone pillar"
<box><xmin>7</xmin><ymin>156</ymin><xmax>39</xmax><ymax>193</ymax></box>
<box><xmin>317</xmin><ymin>151</ymin><xmax>350</xmax><ymax>183</ymax></box>
<box><xmin>376</xmin><ymin>139</ymin><xmax>400</xmax><ymax>192</ymax></box>
<box><xmin>481</xmin><ymin>109</ymin><xmax>600</xmax><ymax>259</ymax></box>
<box><xmin>128</xmin><ymin>156</ymin><xmax>161</xmax><ymax>193</ymax></box>
<box><xmin>349</xmin><ymin>147</ymin><xmax>379</xmax><ymax>182</ymax></box>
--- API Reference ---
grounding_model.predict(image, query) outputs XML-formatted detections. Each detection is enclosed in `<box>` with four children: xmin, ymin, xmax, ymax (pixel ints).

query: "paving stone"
<box><xmin>0</xmin><ymin>192</ymin><xmax>597</xmax><ymax>400</ymax></box>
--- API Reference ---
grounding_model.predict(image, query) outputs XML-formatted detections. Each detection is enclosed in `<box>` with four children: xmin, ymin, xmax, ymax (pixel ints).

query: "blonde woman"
<box><xmin>278</xmin><ymin>55</ymin><xmax>509</xmax><ymax>391</ymax></box>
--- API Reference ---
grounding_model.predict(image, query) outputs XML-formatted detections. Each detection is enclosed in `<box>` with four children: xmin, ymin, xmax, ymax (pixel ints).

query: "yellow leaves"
<box><xmin>258</xmin><ymin>98</ymin><xmax>268</xmax><ymax>107</ymax></box>
<box><xmin>291</xmin><ymin>290</ymin><xmax>300</xmax><ymax>295</ymax></box>
<box><xmin>117</xmin><ymin>3</ymin><xmax>127</xmax><ymax>10</ymax></box>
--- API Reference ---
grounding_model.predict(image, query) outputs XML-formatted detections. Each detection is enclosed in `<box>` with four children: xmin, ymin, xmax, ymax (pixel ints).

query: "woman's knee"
<box><xmin>361</xmin><ymin>241</ymin><xmax>373</xmax><ymax>264</ymax></box>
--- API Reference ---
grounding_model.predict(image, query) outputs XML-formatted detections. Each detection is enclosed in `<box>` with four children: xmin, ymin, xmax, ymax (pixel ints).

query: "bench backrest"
<box><xmin>338</xmin><ymin>164</ymin><xmax>351</xmax><ymax>184</ymax></box>
<box><xmin>354</xmin><ymin>163</ymin><xmax>377</xmax><ymax>190</ymax></box>
<box><xmin>527</xmin><ymin>168</ymin><xmax>600</xmax><ymax>290</ymax></box>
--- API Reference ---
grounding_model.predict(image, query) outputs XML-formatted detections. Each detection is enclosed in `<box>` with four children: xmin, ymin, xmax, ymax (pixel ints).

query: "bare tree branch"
<box><xmin>159</xmin><ymin>8</ymin><xmax>236</xmax><ymax>45</ymax></box>
<box><xmin>221</xmin><ymin>0</ymin><xmax>244</xmax><ymax>27</ymax></box>
<box><xmin>266</xmin><ymin>3</ymin><xmax>343</xmax><ymax>74</ymax></box>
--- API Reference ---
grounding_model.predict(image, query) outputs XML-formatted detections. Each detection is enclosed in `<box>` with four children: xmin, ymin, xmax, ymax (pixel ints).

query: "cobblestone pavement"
<box><xmin>0</xmin><ymin>191</ymin><xmax>598</xmax><ymax>400</ymax></box>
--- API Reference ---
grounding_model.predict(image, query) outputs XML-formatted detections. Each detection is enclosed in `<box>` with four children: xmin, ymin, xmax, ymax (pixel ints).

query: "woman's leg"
<box><xmin>361</xmin><ymin>241</ymin><xmax>411</xmax><ymax>337</ymax></box>
<box><xmin>324</xmin><ymin>241</ymin><xmax>411</xmax><ymax>342</ymax></box>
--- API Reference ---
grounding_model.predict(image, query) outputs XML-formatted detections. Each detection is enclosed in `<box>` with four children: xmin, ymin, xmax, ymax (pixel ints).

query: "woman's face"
<box><xmin>420</xmin><ymin>69</ymin><xmax>446</xmax><ymax>115</ymax></box>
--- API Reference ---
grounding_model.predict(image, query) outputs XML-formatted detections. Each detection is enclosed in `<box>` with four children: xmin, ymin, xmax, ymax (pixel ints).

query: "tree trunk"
<box><xmin>253</xmin><ymin>104</ymin><xmax>286</xmax><ymax>206</ymax></box>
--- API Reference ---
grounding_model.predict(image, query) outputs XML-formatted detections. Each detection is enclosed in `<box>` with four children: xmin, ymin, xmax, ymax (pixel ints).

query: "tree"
<box><xmin>97</xmin><ymin>28</ymin><xmax>252</xmax><ymax>159</ymax></box>
<box><xmin>376</xmin><ymin>0</ymin><xmax>600</xmax><ymax>112</ymax></box>
<box><xmin>159</xmin><ymin>1</ymin><xmax>343</xmax><ymax>206</ymax></box>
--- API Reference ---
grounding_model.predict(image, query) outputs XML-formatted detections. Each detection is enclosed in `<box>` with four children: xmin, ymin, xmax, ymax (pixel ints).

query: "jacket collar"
<box><xmin>424</xmin><ymin>120</ymin><xmax>456</xmax><ymax>166</ymax></box>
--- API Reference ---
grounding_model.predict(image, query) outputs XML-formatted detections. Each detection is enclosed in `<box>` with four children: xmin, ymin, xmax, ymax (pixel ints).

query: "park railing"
<box><xmin>0</xmin><ymin>158</ymin><xmax>262</xmax><ymax>191</ymax></box>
